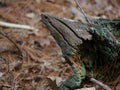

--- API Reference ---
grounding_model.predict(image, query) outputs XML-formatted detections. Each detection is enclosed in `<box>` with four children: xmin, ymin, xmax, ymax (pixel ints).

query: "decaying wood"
<box><xmin>41</xmin><ymin>13</ymin><xmax>120</xmax><ymax>89</ymax></box>
<box><xmin>41</xmin><ymin>13</ymin><xmax>120</xmax><ymax>56</ymax></box>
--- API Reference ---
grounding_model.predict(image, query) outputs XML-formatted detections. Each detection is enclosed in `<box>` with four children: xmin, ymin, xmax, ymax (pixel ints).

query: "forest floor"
<box><xmin>0</xmin><ymin>0</ymin><xmax>119</xmax><ymax>90</ymax></box>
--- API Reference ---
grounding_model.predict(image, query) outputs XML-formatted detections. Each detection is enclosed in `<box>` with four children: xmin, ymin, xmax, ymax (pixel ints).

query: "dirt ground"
<box><xmin>0</xmin><ymin>0</ymin><xmax>119</xmax><ymax>90</ymax></box>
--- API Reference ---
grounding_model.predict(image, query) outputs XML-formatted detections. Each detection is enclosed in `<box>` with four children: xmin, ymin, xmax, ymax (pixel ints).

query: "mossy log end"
<box><xmin>41</xmin><ymin>13</ymin><xmax>120</xmax><ymax>89</ymax></box>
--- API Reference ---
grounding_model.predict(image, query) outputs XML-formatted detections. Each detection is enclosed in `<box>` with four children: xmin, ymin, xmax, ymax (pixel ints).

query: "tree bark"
<box><xmin>41</xmin><ymin>13</ymin><xmax>120</xmax><ymax>89</ymax></box>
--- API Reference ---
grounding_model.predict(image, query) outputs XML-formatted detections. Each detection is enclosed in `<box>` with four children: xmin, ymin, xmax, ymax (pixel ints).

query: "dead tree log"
<box><xmin>41</xmin><ymin>13</ymin><xmax>120</xmax><ymax>90</ymax></box>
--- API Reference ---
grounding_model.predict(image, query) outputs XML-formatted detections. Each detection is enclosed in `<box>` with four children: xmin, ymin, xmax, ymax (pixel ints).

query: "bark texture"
<box><xmin>41</xmin><ymin>13</ymin><xmax>120</xmax><ymax>89</ymax></box>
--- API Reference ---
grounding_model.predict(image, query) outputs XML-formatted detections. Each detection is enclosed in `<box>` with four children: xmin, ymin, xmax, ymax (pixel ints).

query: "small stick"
<box><xmin>74</xmin><ymin>0</ymin><xmax>91</xmax><ymax>24</ymax></box>
<box><xmin>0</xmin><ymin>31</ymin><xmax>22</xmax><ymax>58</ymax></box>
<box><xmin>0</xmin><ymin>21</ymin><xmax>38</xmax><ymax>31</ymax></box>
<box><xmin>90</xmin><ymin>78</ymin><xmax>111</xmax><ymax>90</ymax></box>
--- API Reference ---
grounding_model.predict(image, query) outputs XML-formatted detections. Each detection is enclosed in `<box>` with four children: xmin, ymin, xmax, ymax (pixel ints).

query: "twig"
<box><xmin>75</xmin><ymin>87</ymin><xmax>95</xmax><ymax>90</ymax></box>
<box><xmin>74</xmin><ymin>0</ymin><xmax>91</xmax><ymax>24</ymax></box>
<box><xmin>90</xmin><ymin>78</ymin><xmax>111</xmax><ymax>90</ymax></box>
<box><xmin>0</xmin><ymin>31</ymin><xmax>22</xmax><ymax>59</ymax></box>
<box><xmin>0</xmin><ymin>21</ymin><xmax>38</xmax><ymax>31</ymax></box>
<box><xmin>71</xmin><ymin>7</ymin><xmax>100</xmax><ymax>20</ymax></box>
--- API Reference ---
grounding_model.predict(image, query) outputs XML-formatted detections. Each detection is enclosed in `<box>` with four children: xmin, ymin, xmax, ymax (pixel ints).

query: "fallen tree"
<box><xmin>41</xmin><ymin>2</ymin><xmax>120</xmax><ymax>89</ymax></box>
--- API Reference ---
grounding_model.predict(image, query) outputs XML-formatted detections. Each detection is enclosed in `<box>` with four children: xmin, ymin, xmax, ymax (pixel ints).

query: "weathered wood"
<box><xmin>41</xmin><ymin>13</ymin><xmax>120</xmax><ymax>59</ymax></box>
<box><xmin>41</xmin><ymin>14</ymin><xmax>92</xmax><ymax>49</ymax></box>
<box><xmin>41</xmin><ymin>13</ymin><xmax>120</xmax><ymax>89</ymax></box>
